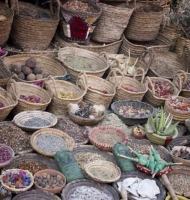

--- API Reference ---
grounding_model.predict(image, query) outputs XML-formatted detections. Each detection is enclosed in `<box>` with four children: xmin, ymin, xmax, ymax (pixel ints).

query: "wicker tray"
<box><xmin>12</xmin><ymin>111</ymin><xmax>57</xmax><ymax>131</ymax></box>
<box><xmin>84</xmin><ymin>160</ymin><xmax>121</xmax><ymax>183</ymax></box>
<box><xmin>112</xmin><ymin>171</ymin><xmax>166</xmax><ymax>200</ymax></box>
<box><xmin>62</xmin><ymin>179</ymin><xmax>120</xmax><ymax>200</ymax></box>
<box><xmin>12</xmin><ymin>189</ymin><xmax>61</xmax><ymax>200</ymax></box>
<box><xmin>88</xmin><ymin>126</ymin><xmax>128</xmax><ymax>151</ymax></box>
<box><xmin>111</xmin><ymin>100</ymin><xmax>154</xmax><ymax>125</ymax></box>
<box><xmin>30</xmin><ymin>128</ymin><xmax>75</xmax><ymax>157</ymax></box>
<box><xmin>3</xmin><ymin>153</ymin><xmax>58</xmax><ymax>174</ymax></box>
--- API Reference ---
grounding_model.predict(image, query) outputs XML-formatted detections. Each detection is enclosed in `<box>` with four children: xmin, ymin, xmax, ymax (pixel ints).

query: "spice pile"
<box><xmin>0</xmin><ymin>102</ymin><xmax>5</xmax><ymax>108</ymax></box>
<box><xmin>0</xmin><ymin>146</ymin><xmax>11</xmax><ymax>163</ymax></box>
<box><xmin>168</xmin><ymin>97</ymin><xmax>190</xmax><ymax>111</ymax></box>
<box><xmin>34</xmin><ymin>172</ymin><xmax>65</xmax><ymax>189</ymax></box>
<box><xmin>55</xmin><ymin>117</ymin><xmax>89</xmax><ymax>144</ymax></box>
<box><xmin>58</xmin><ymin>91</ymin><xmax>77</xmax><ymax>99</ymax></box>
<box><xmin>148</xmin><ymin>80</ymin><xmax>174</xmax><ymax>98</ymax></box>
<box><xmin>20</xmin><ymin>95</ymin><xmax>45</xmax><ymax>104</ymax></box>
<box><xmin>2</xmin><ymin>170</ymin><xmax>32</xmax><ymax>189</ymax></box>
<box><xmin>23</xmin><ymin>117</ymin><xmax>51</xmax><ymax>127</ymax></box>
<box><xmin>89</xmin><ymin>87</ymin><xmax>109</xmax><ymax>94</ymax></box>
<box><xmin>36</xmin><ymin>134</ymin><xmax>67</xmax><ymax>154</ymax></box>
<box><xmin>118</xmin><ymin>105</ymin><xmax>150</xmax><ymax>118</ymax></box>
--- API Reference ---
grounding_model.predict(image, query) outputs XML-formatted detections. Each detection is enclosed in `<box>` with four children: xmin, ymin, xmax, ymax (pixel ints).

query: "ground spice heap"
<box><xmin>0</xmin><ymin>122</ymin><xmax>31</xmax><ymax>154</ymax></box>
<box><xmin>23</xmin><ymin>117</ymin><xmax>51</xmax><ymax>127</ymax></box>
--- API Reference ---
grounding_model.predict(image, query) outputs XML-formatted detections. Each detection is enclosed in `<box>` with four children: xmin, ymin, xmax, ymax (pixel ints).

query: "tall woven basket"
<box><xmin>91</xmin><ymin>2</ymin><xmax>134</xmax><ymax>43</ymax></box>
<box><xmin>59</xmin><ymin>0</ymin><xmax>102</xmax><ymax>43</ymax></box>
<box><xmin>44</xmin><ymin>76</ymin><xmax>86</xmax><ymax>115</ymax></box>
<box><xmin>0</xmin><ymin>0</ymin><xmax>14</xmax><ymax>47</ymax></box>
<box><xmin>9</xmin><ymin>0</ymin><xmax>60</xmax><ymax>51</ymax></box>
<box><xmin>175</xmin><ymin>36</ymin><xmax>190</xmax><ymax>56</ymax></box>
<box><xmin>124</xmin><ymin>0</ymin><xmax>164</xmax><ymax>41</ymax></box>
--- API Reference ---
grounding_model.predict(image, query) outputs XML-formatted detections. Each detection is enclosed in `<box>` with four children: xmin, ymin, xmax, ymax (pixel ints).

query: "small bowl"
<box><xmin>132</xmin><ymin>125</ymin><xmax>146</xmax><ymax>139</ymax></box>
<box><xmin>34</xmin><ymin>169</ymin><xmax>66</xmax><ymax>194</ymax></box>
<box><xmin>0</xmin><ymin>144</ymin><xmax>15</xmax><ymax>169</ymax></box>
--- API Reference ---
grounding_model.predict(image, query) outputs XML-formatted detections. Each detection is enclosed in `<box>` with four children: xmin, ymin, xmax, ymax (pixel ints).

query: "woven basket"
<box><xmin>119</xmin><ymin>33</ymin><xmax>172</xmax><ymax>57</ymax></box>
<box><xmin>1</xmin><ymin>169</ymin><xmax>34</xmax><ymax>194</ymax></box>
<box><xmin>77</xmin><ymin>73</ymin><xmax>116</xmax><ymax>109</ymax></box>
<box><xmin>59</xmin><ymin>0</ymin><xmax>102</xmax><ymax>42</ymax></box>
<box><xmin>0</xmin><ymin>87</ymin><xmax>17</xmax><ymax>121</ymax></box>
<box><xmin>12</xmin><ymin>189</ymin><xmax>61</xmax><ymax>200</ymax></box>
<box><xmin>84</xmin><ymin>160</ymin><xmax>121</xmax><ymax>183</ymax></box>
<box><xmin>7</xmin><ymin>79</ymin><xmax>51</xmax><ymax>115</ymax></box>
<box><xmin>175</xmin><ymin>36</ymin><xmax>190</xmax><ymax>56</ymax></box>
<box><xmin>113</xmin><ymin>171</ymin><xmax>166</xmax><ymax>200</ymax></box>
<box><xmin>167</xmin><ymin>136</ymin><xmax>190</xmax><ymax>167</ymax></box>
<box><xmin>3</xmin><ymin>153</ymin><xmax>58</xmax><ymax>174</ymax></box>
<box><xmin>143</xmin><ymin>76</ymin><xmax>180</xmax><ymax>107</ymax></box>
<box><xmin>91</xmin><ymin>2</ymin><xmax>134</xmax><ymax>43</ymax></box>
<box><xmin>145</xmin><ymin>128</ymin><xmax>178</xmax><ymax>146</ymax></box>
<box><xmin>10</xmin><ymin>0</ymin><xmax>59</xmax><ymax>51</ymax></box>
<box><xmin>111</xmin><ymin>100</ymin><xmax>154</xmax><ymax>125</ymax></box>
<box><xmin>68</xmin><ymin>111</ymin><xmax>105</xmax><ymax>126</ymax></box>
<box><xmin>88</xmin><ymin>126</ymin><xmax>128</xmax><ymax>151</ymax></box>
<box><xmin>54</xmin><ymin>33</ymin><xmax>122</xmax><ymax>54</ymax></box>
<box><xmin>62</xmin><ymin>179</ymin><xmax>120</xmax><ymax>200</ymax></box>
<box><xmin>0</xmin><ymin>1</ymin><xmax>14</xmax><ymax>47</ymax></box>
<box><xmin>3</xmin><ymin>54</ymin><xmax>67</xmax><ymax>86</ymax></box>
<box><xmin>164</xmin><ymin>96</ymin><xmax>190</xmax><ymax>123</ymax></box>
<box><xmin>108</xmin><ymin>68</ymin><xmax>147</xmax><ymax>102</ymax></box>
<box><xmin>0</xmin><ymin>60</ymin><xmax>12</xmax><ymax>88</ymax></box>
<box><xmin>44</xmin><ymin>76</ymin><xmax>86</xmax><ymax>115</ymax></box>
<box><xmin>58</xmin><ymin>47</ymin><xmax>109</xmax><ymax>83</ymax></box>
<box><xmin>12</xmin><ymin>110</ymin><xmax>57</xmax><ymax>131</ymax></box>
<box><xmin>124</xmin><ymin>0</ymin><xmax>164</xmax><ymax>41</ymax></box>
<box><xmin>30</xmin><ymin>128</ymin><xmax>75</xmax><ymax>157</ymax></box>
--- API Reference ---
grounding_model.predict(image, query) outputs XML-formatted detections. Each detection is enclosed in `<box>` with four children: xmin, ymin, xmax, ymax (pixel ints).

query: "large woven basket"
<box><xmin>77</xmin><ymin>73</ymin><xmax>116</xmax><ymax>109</ymax></box>
<box><xmin>108</xmin><ymin>68</ymin><xmax>147</xmax><ymax>102</ymax></box>
<box><xmin>119</xmin><ymin>33</ymin><xmax>172</xmax><ymax>57</ymax></box>
<box><xmin>0</xmin><ymin>87</ymin><xmax>17</xmax><ymax>121</ymax></box>
<box><xmin>3</xmin><ymin>54</ymin><xmax>67</xmax><ymax>85</ymax></box>
<box><xmin>9</xmin><ymin>0</ymin><xmax>59</xmax><ymax>51</ymax></box>
<box><xmin>0</xmin><ymin>60</ymin><xmax>12</xmax><ymax>88</ymax></box>
<box><xmin>54</xmin><ymin>33</ymin><xmax>122</xmax><ymax>54</ymax></box>
<box><xmin>175</xmin><ymin>36</ymin><xmax>190</xmax><ymax>56</ymax></box>
<box><xmin>7</xmin><ymin>79</ymin><xmax>51</xmax><ymax>115</ymax></box>
<box><xmin>124</xmin><ymin>0</ymin><xmax>164</xmax><ymax>41</ymax></box>
<box><xmin>44</xmin><ymin>76</ymin><xmax>86</xmax><ymax>115</ymax></box>
<box><xmin>30</xmin><ymin>128</ymin><xmax>75</xmax><ymax>157</ymax></box>
<box><xmin>59</xmin><ymin>0</ymin><xmax>102</xmax><ymax>42</ymax></box>
<box><xmin>58</xmin><ymin>47</ymin><xmax>109</xmax><ymax>83</ymax></box>
<box><xmin>91</xmin><ymin>2</ymin><xmax>134</xmax><ymax>43</ymax></box>
<box><xmin>164</xmin><ymin>96</ymin><xmax>190</xmax><ymax>123</ymax></box>
<box><xmin>62</xmin><ymin>179</ymin><xmax>119</xmax><ymax>200</ymax></box>
<box><xmin>0</xmin><ymin>0</ymin><xmax>14</xmax><ymax>47</ymax></box>
<box><xmin>143</xmin><ymin>76</ymin><xmax>180</xmax><ymax>107</ymax></box>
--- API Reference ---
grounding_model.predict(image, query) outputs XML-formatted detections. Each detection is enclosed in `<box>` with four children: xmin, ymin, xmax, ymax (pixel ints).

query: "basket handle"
<box><xmin>6</xmin><ymin>79</ymin><xmax>18</xmax><ymax>101</ymax></box>
<box><xmin>182</xmin><ymin>45</ymin><xmax>190</xmax><ymax>72</ymax></box>
<box><xmin>140</xmin><ymin>50</ymin><xmax>154</xmax><ymax>69</ymax></box>
<box><xmin>145</xmin><ymin>76</ymin><xmax>155</xmax><ymax>95</ymax></box>
<box><xmin>76</xmin><ymin>72</ymin><xmax>88</xmax><ymax>92</ymax></box>
<box><xmin>100</xmin><ymin>52</ymin><xmax>109</xmax><ymax>67</ymax></box>
<box><xmin>173</xmin><ymin>73</ymin><xmax>183</xmax><ymax>92</ymax></box>
<box><xmin>106</xmin><ymin>69</ymin><xmax>118</xmax><ymax>89</ymax></box>
<box><xmin>133</xmin><ymin>67</ymin><xmax>145</xmax><ymax>83</ymax></box>
<box><xmin>50</xmin><ymin>0</ymin><xmax>60</xmax><ymax>18</ymax></box>
<box><xmin>47</xmin><ymin>75</ymin><xmax>59</xmax><ymax>97</ymax></box>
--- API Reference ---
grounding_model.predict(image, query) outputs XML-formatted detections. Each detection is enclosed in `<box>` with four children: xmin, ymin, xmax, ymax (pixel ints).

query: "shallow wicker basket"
<box><xmin>44</xmin><ymin>76</ymin><xmax>86</xmax><ymax>115</ymax></box>
<box><xmin>12</xmin><ymin>189</ymin><xmax>61</xmax><ymax>200</ymax></box>
<box><xmin>84</xmin><ymin>160</ymin><xmax>121</xmax><ymax>183</ymax></box>
<box><xmin>164</xmin><ymin>96</ymin><xmax>190</xmax><ymax>123</ymax></box>
<box><xmin>68</xmin><ymin>111</ymin><xmax>105</xmax><ymax>126</ymax></box>
<box><xmin>77</xmin><ymin>73</ymin><xmax>116</xmax><ymax>109</ymax></box>
<box><xmin>113</xmin><ymin>171</ymin><xmax>166</xmax><ymax>200</ymax></box>
<box><xmin>58</xmin><ymin>47</ymin><xmax>109</xmax><ymax>83</ymax></box>
<box><xmin>167</xmin><ymin>136</ymin><xmax>190</xmax><ymax>167</ymax></box>
<box><xmin>7</xmin><ymin>79</ymin><xmax>51</xmax><ymax>115</ymax></box>
<box><xmin>111</xmin><ymin>100</ymin><xmax>154</xmax><ymax>125</ymax></box>
<box><xmin>0</xmin><ymin>87</ymin><xmax>18</xmax><ymax>121</ymax></box>
<box><xmin>1</xmin><ymin>169</ymin><xmax>34</xmax><ymax>194</ymax></box>
<box><xmin>3</xmin><ymin>54</ymin><xmax>67</xmax><ymax>85</ymax></box>
<box><xmin>143</xmin><ymin>76</ymin><xmax>180</xmax><ymax>107</ymax></box>
<box><xmin>12</xmin><ymin>111</ymin><xmax>57</xmax><ymax>131</ymax></box>
<box><xmin>30</xmin><ymin>128</ymin><xmax>75</xmax><ymax>157</ymax></box>
<box><xmin>54</xmin><ymin>33</ymin><xmax>122</xmax><ymax>54</ymax></box>
<box><xmin>88</xmin><ymin>126</ymin><xmax>128</xmax><ymax>151</ymax></box>
<box><xmin>0</xmin><ymin>60</ymin><xmax>12</xmax><ymax>88</ymax></box>
<box><xmin>119</xmin><ymin>33</ymin><xmax>172</xmax><ymax>57</ymax></box>
<box><xmin>62</xmin><ymin>179</ymin><xmax>120</xmax><ymax>200</ymax></box>
<box><xmin>145</xmin><ymin>128</ymin><xmax>178</xmax><ymax>146</ymax></box>
<box><xmin>108</xmin><ymin>68</ymin><xmax>147</xmax><ymax>102</ymax></box>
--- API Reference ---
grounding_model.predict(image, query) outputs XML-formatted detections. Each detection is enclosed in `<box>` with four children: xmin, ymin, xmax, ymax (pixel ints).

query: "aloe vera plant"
<box><xmin>145</xmin><ymin>107</ymin><xmax>179</xmax><ymax>136</ymax></box>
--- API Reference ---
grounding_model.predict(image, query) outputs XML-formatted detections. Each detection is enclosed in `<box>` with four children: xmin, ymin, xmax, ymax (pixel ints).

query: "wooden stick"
<box><xmin>121</xmin><ymin>184</ymin><xmax>128</xmax><ymax>200</ymax></box>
